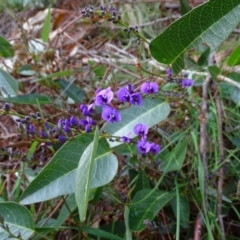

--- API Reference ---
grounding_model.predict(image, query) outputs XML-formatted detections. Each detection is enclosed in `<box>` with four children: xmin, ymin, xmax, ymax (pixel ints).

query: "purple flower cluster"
<box><xmin>122</xmin><ymin>123</ymin><xmax>161</xmax><ymax>155</ymax></box>
<box><xmin>181</xmin><ymin>79</ymin><xmax>194</xmax><ymax>88</ymax></box>
<box><xmin>117</xmin><ymin>84</ymin><xmax>142</xmax><ymax>106</ymax></box>
<box><xmin>10</xmin><ymin>71</ymin><xmax>193</xmax><ymax>146</ymax></box>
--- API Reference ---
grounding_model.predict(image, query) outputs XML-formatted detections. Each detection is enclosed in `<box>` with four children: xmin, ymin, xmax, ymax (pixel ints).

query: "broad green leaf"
<box><xmin>56</xmin><ymin>79</ymin><xmax>86</xmax><ymax>103</ymax></box>
<box><xmin>20</xmin><ymin>134</ymin><xmax>93</xmax><ymax>204</ymax></box>
<box><xmin>0</xmin><ymin>36</ymin><xmax>14</xmax><ymax>58</ymax></box>
<box><xmin>124</xmin><ymin>206</ymin><xmax>132</xmax><ymax>240</ymax></box>
<box><xmin>90</xmin><ymin>149</ymin><xmax>118</xmax><ymax>189</ymax></box>
<box><xmin>132</xmin><ymin>170</ymin><xmax>150</xmax><ymax>197</ymax></box>
<box><xmin>0</xmin><ymin>68</ymin><xmax>18</xmax><ymax>97</ymax></box>
<box><xmin>180</xmin><ymin>0</ymin><xmax>192</xmax><ymax>15</ymax></box>
<box><xmin>160</xmin><ymin>138</ymin><xmax>187</xmax><ymax>171</ymax></box>
<box><xmin>41</xmin><ymin>8</ymin><xmax>51</xmax><ymax>43</ymax></box>
<box><xmin>129</xmin><ymin>189</ymin><xmax>175</xmax><ymax>231</ymax></box>
<box><xmin>150</xmin><ymin>0</ymin><xmax>240</xmax><ymax>73</ymax></box>
<box><xmin>81</xmin><ymin>226</ymin><xmax>123</xmax><ymax>240</ymax></box>
<box><xmin>20</xmin><ymin>135</ymin><xmax>118</xmax><ymax>205</ymax></box>
<box><xmin>102</xmin><ymin>98</ymin><xmax>170</xmax><ymax>147</ymax></box>
<box><xmin>171</xmin><ymin>195</ymin><xmax>190</xmax><ymax>229</ymax></box>
<box><xmin>0</xmin><ymin>202</ymin><xmax>34</xmax><ymax>240</ymax></box>
<box><xmin>75</xmin><ymin>127</ymin><xmax>99</xmax><ymax>222</ymax></box>
<box><xmin>228</xmin><ymin>44</ymin><xmax>240</xmax><ymax>66</ymax></box>
<box><xmin>3</xmin><ymin>94</ymin><xmax>52</xmax><ymax>104</ymax></box>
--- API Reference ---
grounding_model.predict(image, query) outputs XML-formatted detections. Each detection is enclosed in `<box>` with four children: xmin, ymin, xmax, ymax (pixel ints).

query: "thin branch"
<box><xmin>194</xmin><ymin>212</ymin><xmax>203</xmax><ymax>240</ymax></box>
<box><xmin>200</xmin><ymin>53</ymin><xmax>215</xmax><ymax>212</ymax></box>
<box><xmin>213</xmin><ymin>82</ymin><xmax>225</xmax><ymax>238</ymax></box>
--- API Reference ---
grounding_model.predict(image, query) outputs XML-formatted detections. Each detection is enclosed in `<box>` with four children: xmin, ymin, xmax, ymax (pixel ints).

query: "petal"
<box><xmin>140</xmin><ymin>82</ymin><xmax>149</xmax><ymax>94</ymax></box>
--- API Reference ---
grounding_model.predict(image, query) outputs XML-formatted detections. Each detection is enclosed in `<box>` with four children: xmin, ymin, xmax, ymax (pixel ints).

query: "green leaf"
<box><xmin>0</xmin><ymin>202</ymin><xmax>34</xmax><ymax>240</ymax></box>
<box><xmin>20</xmin><ymin>135</ymin><xmax>118</xmax><ymax>205</ymax></box>
<box><xmin>41</xmin><ymin>8</ymin><xmax>51</xmax><ymax>43</ymax></box>
<box><xmin>20</xmin><ymin>134</ymin><xmax>93</xmax><ymax>204</ymax></box>
<box><xmin>160</xmin><ymin>138</ymin><xmax>187</xmax><ymax>171</ymax></box>
<box><xmin>171</xmin><ymin>195</ymin><xmax>190</xmax><ymax>228</ymax></box>
<box><xmin>90</xmin><ymin>148</ymin><xmax>118</xmax><ymax>189</ymax></box>
<box><xmin>129</xmin><ymin>189</ymin><xmax>175</xmax><ymax>231</ymax></box>
<box><xmin>124</xmin><ymin>206</ymin><xmax>132</xmax><ymax>240</ymax></box>
<box><xmin>231</xmin><ymin>87</ymin><xmax>240</xmax><ymax>104</ymax></box>
<box><xmin>132</xmin><ymin>170</ymin><xmax>150</xmax><ymax>197</ymax></box>
<box><xmin>102</xmin><ymin>98</ymin><xmax>170</xmax><ymax>147</ymax></box>
<box><xmin>3</xmin><ymin>94</ymin><xmax>52</xmax><ymax>104</ymax></box>
<box><xmin>0</xmin><ymin>36</ymin><xmax>14</xmax><ymax>58</ymax></box>
<box><xmin>81</xmin><ymin>226</ymin><xmax>123</xmax><ymax>240</ymax></box>
<box><xmin>208</xmin><ymin>65</ymin><xmax>221</xmax><ymax>82</ymax></box>
<box><xmin>180</xmin><ymin>0</ymin><xmax>192</xmax><ymax>15</ymax></box>
<box><xmin>197</xmin><ymin>46</ymin><xmax>210</xmax><ymax>66</ymax></box>
<box><xmin>150</xmin><ymin>0</ymin><xmax>240</xmax><ymax>73</ymax></box>
<box><xmin>228</xmin><ymin>44</ymin><xmax>240</xmax><ymax>66</ymax></box>
<box><xmin>56</xmin><ymin>79</ymin><xmax>86</xmax><ymax>103</ymax></box>
<box><xmin>75</xmin><ymin>127</ymin><xmax>99</xmax><ymax>222</ymax></box>
<box><xmin>0</xmin><ymin>68</ymin><xmax>18</xmax><ymax>97</ymax></box>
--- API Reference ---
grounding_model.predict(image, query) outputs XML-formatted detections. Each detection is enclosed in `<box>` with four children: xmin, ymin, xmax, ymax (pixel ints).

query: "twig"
<box><xmin>213</xmin><ymin>81</ymin><xmax>225</xmax><ymax>238</ymax></box>
<box><xmin>200</xmin><ymin>53</ymin><xmax>215</xmax><ymax>211</ymax></box>
<box><xmin>194</xmin><ymin>212</ymin><xmax>203</xmax><ymax>240</ymax></box>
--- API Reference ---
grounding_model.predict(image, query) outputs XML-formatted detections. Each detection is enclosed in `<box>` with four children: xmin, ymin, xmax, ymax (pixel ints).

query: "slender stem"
<box><xmin>213</xmin><ymin>82</ymin><xmax>225</xmax><ymax>239</ymax></box>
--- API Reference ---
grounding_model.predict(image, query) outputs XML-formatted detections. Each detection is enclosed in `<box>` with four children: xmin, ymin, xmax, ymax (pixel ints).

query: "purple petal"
<box><xmin>166</xmin><ymin>68</ymin><xmax>172</xmax><ymax>77</ymax></box>
<box><xmin>130</xmin><ymin>93</ymin><xmax>142</xmax><ymax>106</ymax></box>
<box><xmin>140</xmin><ymin>82</ymin><xmax>159</xmax><ymax>94</ymax></box>
<box><xmin>102</xmin><ymin>106</ymin><xmax>121</xmax><ymax>123</ymax></box>
<box><xmin>95</xmin><ymin>87</ymin><xmax>114</xmax><ymax>106</ymax></box>
<box><xmin>137</xmin><ymin>140</ymin><xmax>151</xmax><ymax>154</ymax></box>
<box><xmin>117</xmin><ymin>87</ymin><xmax>131</xmax><ymax>103</ymax></box>
<box><xmin>121</xmin><ymin>136</ymin><xmax>131</xmax><ymax>143</ymax></box>
<box><xmin>181</xmin><ymin>79</ymin><xmax>194</xmax><ymax>88</ymax></box>
<box><xmin>150</xmin><ymin>143</ymin><xmax>161</xmax><ymax>155</ymax></box>
<box><xmin>134</xmin><ymin>123</ymin><xmax>148</xmax><ymax>136</ymax></box>
<box><xmin>58</xmin><ymin>135</ymin><xmax>67</xmax><ymax>142</ymax></box>
<box><xmin>70</xmin><ymin>116</ymin><xmax>78</xmax><ymax>126</ymax></box>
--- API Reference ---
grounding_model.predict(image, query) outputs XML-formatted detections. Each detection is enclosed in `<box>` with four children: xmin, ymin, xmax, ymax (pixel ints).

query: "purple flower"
<box><xmin>44</xmin><ymin>121</ymin><xmax>50</xmax><ymax>130</ymax></box>
<box><xmin>149</xmin><ymin>143</ymin><xmax>161</xmax><ymax>155</ymax></box>
<box><xmin>140</xmin><ymin>82</ymin><xmax>159</xmax><ymax>94</ymax></box>
<box><xmin>166</xmin><ymin>68</ymin><xmax>172</xmax><ymax>77</ymax></box>
<box><xmin>181</xmin><ymin>79</ymin><xmax>194</xmax><ymax>88</ymax></box>
<box><xmin>64</xmin><ymin>119</ymin><xmax>71</xmax><ymax>127</ymax></box>
<box><xmin>117</xmin><ymin>87</ymin><xmax>132</xmax><ymax>103</ymax></box>
<box><xmin>58</xmin><ymin>135</ymin><xmax>67</xmax><ymax>142</ymax></box>
<box><xmin>40</xmin><ymin>131</ymin><xmax>48</xmax><ymax>138</ymax></box>
<box><xmin>80</xmin><ymin>117</ymin><xmax>97</xmax><ymax>132</ymax></box>
<box><xmin>80</xmin><ymin>104</ymin><xmax>94</xmax><ymax>117</ymax></box>
<box><xmin>63</xmin><ymin>124</ymin><xmax>71</xmax><ymax>133</ymax></box>
<box><xmin>121</xmin><ymin>136</ymin><xmax>131</xmax><ymax>143</ymax></box>
<box><xmin>27</xmin><ymin>124</ymin><xmax>35</xmax><ymax>135</ymax></box>
<box><xmin>137</xmin><ymin>140</ymin><xmax>151</xmax><ymax>154</ymax></box>
<box><xmin>102</xmin><ymin>106</ymin><xmax>121</xmax><ymax>123</ymax></box>
<box><xmin>134</xmin><ymin>123</ymin><xmax>148</xmax><ymax>136</ymax></box>
<box><xmin>70</xmin><ymin>116</ymin><xmax>78</xmax><ymax>126</ymax></box>
<box><xmin>130</xmin><ymin>93</ymin><xmax>142</xmax><ymax>106</ymax></box>
<box><xmin>95</xmin><ymin>87</ymin><xmax>114</xmax><ymax>106</ymax></box>
<box><xmin>3</xmin><ymin>103</ymin><xmax>10</xmax><ymax>111</ymax></box>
